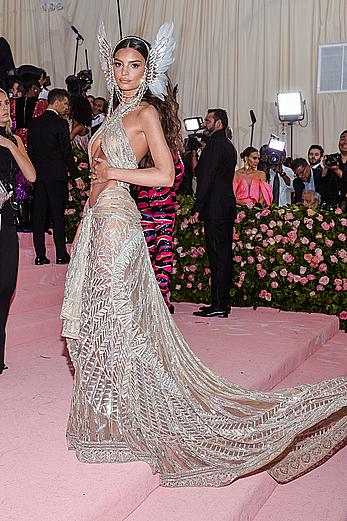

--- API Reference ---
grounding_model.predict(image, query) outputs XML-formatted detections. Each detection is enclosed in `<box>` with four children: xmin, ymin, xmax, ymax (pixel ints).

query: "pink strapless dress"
<box><xmin>233</xmin><ymin>177</ymin><xmax>273</xmax><ymax>205</ymax></box>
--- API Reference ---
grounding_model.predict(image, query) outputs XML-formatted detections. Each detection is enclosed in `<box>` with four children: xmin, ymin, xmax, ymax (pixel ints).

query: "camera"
<box><xmin>325</xmin><ymin>153</ymin><xmax>341</xmax><ymax>168</ymax></box>
<box><xmin>260</xmin><ymin>137</ymin><xmax>286</xmax><ymax>166</ymax></box>
<box><xmin>183</xmin><ymin>117</ymin><xmax>206</xmax><ymax>151</ymax></box>
<box><xmin>66</xmin><ymin>69</ymin><xmax>93</xmax><ymax>96</ymax></box>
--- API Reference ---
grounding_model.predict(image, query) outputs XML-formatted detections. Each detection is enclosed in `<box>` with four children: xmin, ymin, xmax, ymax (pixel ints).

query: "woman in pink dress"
<box><xmin>233</xmin><ymin>146</ymin><xmax>272</xmax><ymax>207</ymax></box>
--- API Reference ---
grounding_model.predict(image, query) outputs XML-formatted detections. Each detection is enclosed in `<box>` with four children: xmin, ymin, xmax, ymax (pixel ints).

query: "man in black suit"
<box><xmin>190</xmin><ymin>108</ymin><xmax>237</xmax><ymax>318</ymax></box>
<box><xmin>28</xmin><ymin>88</ymin><xmax>84</xmax><ymax>265</ymax></box>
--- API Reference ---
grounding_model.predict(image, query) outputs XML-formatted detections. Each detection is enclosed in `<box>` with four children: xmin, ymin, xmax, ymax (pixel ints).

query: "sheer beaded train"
<box><xmin>61</xmin><ymin>105</ymin><xmax>347</xmax><ymax>487</ymax></box>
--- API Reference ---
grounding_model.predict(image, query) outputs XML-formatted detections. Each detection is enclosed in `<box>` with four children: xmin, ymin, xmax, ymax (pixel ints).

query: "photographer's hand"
<box><xmin>322</xmin><ymin>156</ymin><xmax>342</xmax><ymax>178</ymax></box>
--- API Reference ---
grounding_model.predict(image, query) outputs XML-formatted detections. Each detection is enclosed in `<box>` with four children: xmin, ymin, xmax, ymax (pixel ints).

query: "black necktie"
<box><xmin>273</xmin><ymin>172</ymin><xmax>280</xmax><ymax>205</ymax></box>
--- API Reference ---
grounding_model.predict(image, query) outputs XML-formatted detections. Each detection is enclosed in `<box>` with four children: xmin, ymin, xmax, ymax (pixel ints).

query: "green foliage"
<box><xmin>64</xmin><ymin>149</ymin><xmax>90</xmax><ymax>244</ymax></box>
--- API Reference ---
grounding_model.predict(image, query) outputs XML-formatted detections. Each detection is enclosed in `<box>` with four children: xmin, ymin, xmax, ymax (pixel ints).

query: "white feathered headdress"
<box><xmin>97</xmin><ymin>21</ymin><xmax>175</xmax><ymax>103</ymax></box>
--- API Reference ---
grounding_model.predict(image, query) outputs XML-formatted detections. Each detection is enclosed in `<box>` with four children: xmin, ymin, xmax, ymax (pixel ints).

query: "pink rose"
<box><xmin>339</xmin><ymin>311</ymin><xmax>347</xmax><ymax>320</ymax></box>
<box><xmin>239</xmin><ymin>271</ymin><xmax>246</xmax><ymax>281</ymax></box>
<box><xmin>307</xmin><ymin>274</ymin><xmax>316</xmax><ymax>281</ymax></box>
<box><xmin>189</xmin><ymin>265</ymin><xmax>197</xmax><ymax>272</ymax></box>
<box><xmin>300</xmin><ymin>266</ymin><xmax>307</xmax><ymax>275</ymax></box>
<box><xmin>267</xmin><ymin>229</ymin><xmax>274</xmax><ymax>237</ymax></box>
<box><xmin>341</xmin><ymin>218</ymin><xmax>347</xmax><ymax>226</ymax></box>
<box><xmin>287</xmin><ymin>272</ymin><xmax>294</xmax><ymax>282</ymax></box>
<box><xmin>234</xmin><ymin>255</ymin><xmax>242</xmax><ymax>263</ymax></box>
<box><xmin>319</xmin><ymin>276</ymin><xmax>329</xmax><ymax>285</ymax></box>
<box><xmin>300</xmin><ymin>277</ymin><xmax>308</xmax><ymax>285</ymax></box>
<box><xmin>283</xmin><ymin>253</ymin><xmax>294</xmax><ymax>263</ymax></box>
<box><xmin>285</xmin><ymin>212</ymin><xmax>294</xmax><ymax>220</ymax></box>
<box><xmin>304</xmin><ymin>218</ymin><xmax>313</xmax><ymax>229</ymax></box>
<box><xmin>309</xmin><ymin>291</ymin><xmax>316</xmax><ymax>297</ymax></box>
<box><xmin>235</xmin><ymin>211</ymin><xmax>246</xmax><ymax>223</ymax></box>
<box><xmin>325</xmin><ymin>239</ymin><xmax>334</xmax><ymax>248</ymax></box>
<box><xmin>339</xmin><ymin>249</ymin><xmax>347</xmax><ymax>259</ymax></box>
<box><xmin>259</xmin><ymin>209</ymin><xmax>271</xmax><ymax>217</ymax></box>
<box><xmin>269</xmin><ymin>220</ymin><xmax>277</xmax><ymax>228</ymax></box>
<box><xmin>274</xmin><ymin>234</ymin><xmax>283</xmax><ymax>242</ymax></box>
<box><xmin>186</xmin><ymin>283</ymin><xmax>192</xmax><ymax>289</ymax></box>
<box><xmin>188</xmin><ymin>274</ymin><xmax>195</xmax><ymax>281</ymax></box>
<box><xmin>175</xmin><ymin>284</ymin><xmax>181</xmax><ymax>290</ymax></box>
<box><xmin>335</xmin><ymin>208</ymin><xmax>343</xmax><ymax>215</ymax></box>
<box><xmin>304</xmin><ymin>253</ymin><xmax>312</xmax><ymax>262</ymax></box>
<box><xmin>330</xmin><ymin>255</ymin><xmax>338</xmax><ymax>263</ymax></box>
<box><xmin>316</xmin><ymin>214</ymin><xmax>323</xmax><ymax>222</ymax></box>
<box><xmin>293</xmin><ymin>275</ymin><xmax>301</xmax><ymax>283</ymax></box>
<box><xmin>258</xmin><ymin>269</ymin><xmax>267</xmax><ymax>278</ymax></box>
<box><xmin>309</xmin><ymin>242</ymin><xmax>316</xmax><ymax>250</ymax></box>
<box><xmin>315</xmin><ymin>233</ymin><xmax>323</xmax><ymax>239</ymax></box>
<box><xmin>280</xmin><ymin>268</ymin><xmax>288</xmax><ymax>277</ymax></box>
<box><xmin>197</xmin><ymin>283</ymin><xmax>203</xmax><ymax>290</ymax></box>
<box><xmin>301</xmin><ymin>237</ymin><xmax>309</xmax><ymax>245</ymax></box>
<box><xmin>204</xmin><ymin>267</ymin><xmax>211</xmax><ymax>275</ymax></box>
<box><xmin>260</xmin><ymin>223</ymin><xmax>268</xmax><ymax>232</ymax></box>
<box><xmin>318</xmin><ymin>263</ymin><xmax>327</xmax><ymax>272</ymax></box>
<box><xmin>334</xmin><ymin>278</ymin><xmax>342</xmax><ymax>286</ymax></box>
<box><xmin>321</xmin><ymin>222</ymin><xmax>330</xmax><ymax>231</ymax></box>
<box><xmin>316</xmin><ymin>284</ymin><xmax>325</xmax><ymax>291</ymax></box>
<box><xmin>233</xmin><ymin>233</ymin><xmax>239</xmax><ymax>240</ymax></box>
<box><xmin>270</xmin><ymin>271</ymin><xmax>277</xmax><ymax>278</ymax></box>
<box><xmin>247</xmin><ymin>256</ymin><xmax>255</xmax><ymax>264</ymax></box>
<box><xmin>271</xmin><ymin>281</ymin><xmax>278</xmax><ymax>289</ymax></box>
<box><xmin>287</xmin><ymin>231</ymin><xmax>297</xmax><ymax>241</ymax></box>
<box><xmin>338</xmin><ymin>233</ymin><xmax>346</xmax><ymax>242</ymax></box>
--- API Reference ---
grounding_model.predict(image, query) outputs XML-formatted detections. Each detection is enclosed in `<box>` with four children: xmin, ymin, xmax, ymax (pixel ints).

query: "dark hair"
<box><xmin>94</xmin><ymin>96</ymin><xmax>107</xmax><ymax>113</ymax></box>
<box><xmin>291</xmin><ymin>157</ymin><xmax>308</xmax><ymax>172</ymax></box>
<box><xmin>240</xmin><ymin>146</ymin><xmax>258</xmax><ymax>160</ymax></box>
<box><xmin>340</xmin><ymin>129</ymin><xmax>347</xmax><ymax>138</ymax></box>
<box><xmin>70</xmin><ymin>94</ymin><xmax>93</xmax><ymax>127</ymax></box>
<box><xmin>21</xmin><ymin>74</ymin><xmax>41</xmax><ymax>95</ymax></box>
<box><xmin>48</xmin><ymin>88</ymin><xmax>69</xmax><ymax>105</ymax></box>
<box><xmin>113</xmin><ymin>37</ymin><xmax>182</xmax><ymax>160</ymax></box>
<box><xmin>208</xmin><ymin>108</ymin><xmax>228</xmax><ymax>130</ymax></box>
<box><xmin>308</xmin><ymin>144</ymin><xmax>324</xmax><ymax>157</ymax></box>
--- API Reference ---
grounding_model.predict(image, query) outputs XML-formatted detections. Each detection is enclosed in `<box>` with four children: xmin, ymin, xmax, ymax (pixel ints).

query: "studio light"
<box><xmin>277</xmin><ymin>91</ymin><xmax>304</xmax><ymax>122</ymax></box>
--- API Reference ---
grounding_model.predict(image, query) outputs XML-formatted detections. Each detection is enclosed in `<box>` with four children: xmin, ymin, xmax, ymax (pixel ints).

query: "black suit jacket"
<box><xmin>27</xmin><ymin>110</ymin><xmax>79</xmax><ymax>182</ymax></box>
<box><xmin>192</xmin><ymin>130</ymin><xmax>237</xmax><ymax>220</ymax></box>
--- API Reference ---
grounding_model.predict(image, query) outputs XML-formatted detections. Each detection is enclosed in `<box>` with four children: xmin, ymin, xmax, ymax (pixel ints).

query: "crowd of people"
<box><xmin>182</xmin><ymin>129</ymin><xmax>347</xmax><ymax>212</ymax></box>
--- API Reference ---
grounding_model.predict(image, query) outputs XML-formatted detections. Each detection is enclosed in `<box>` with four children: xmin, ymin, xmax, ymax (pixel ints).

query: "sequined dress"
<box><xmin>61</xmin><ymin>104</ymin><xmax>347</xmax><ymax>488</ymax></box>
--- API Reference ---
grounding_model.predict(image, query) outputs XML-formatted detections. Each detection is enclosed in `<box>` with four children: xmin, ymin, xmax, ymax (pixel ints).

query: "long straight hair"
<box><xmin>0</xmin><ymin>88</ymin><xmax>13</xmax><ymax>135</ymax></box>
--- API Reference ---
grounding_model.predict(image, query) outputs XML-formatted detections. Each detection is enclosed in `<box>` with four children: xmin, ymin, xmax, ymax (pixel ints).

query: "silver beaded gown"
<box><xmin>61</xmin><ymin>104</ymin><xmax>347</xmax><ymax>488</ymax></box>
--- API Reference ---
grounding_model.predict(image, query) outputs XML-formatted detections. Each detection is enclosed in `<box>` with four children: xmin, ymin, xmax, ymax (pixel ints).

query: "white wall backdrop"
<box><xmin>1</xmin><ymin>0</ymin><xmax>346</xmax><ymax>158</ymax></box>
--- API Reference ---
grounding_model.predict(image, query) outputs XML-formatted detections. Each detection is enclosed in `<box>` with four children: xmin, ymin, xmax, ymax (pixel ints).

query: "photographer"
<box><xmin>321</xmin><ymin>130</ymin><xmax>347</xmax><ymax>208</ymax></box>
<box><xmin>260</xmin><ymin>144</ymin><xmax>295</xmax><ymax>206</ymax></box>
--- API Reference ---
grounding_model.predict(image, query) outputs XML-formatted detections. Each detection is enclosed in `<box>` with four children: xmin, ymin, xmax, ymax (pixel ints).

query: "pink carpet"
<box><xmin>1</xmin><ymin>234</ymin><xmax>346</xmax><ymax>521</ymax></box>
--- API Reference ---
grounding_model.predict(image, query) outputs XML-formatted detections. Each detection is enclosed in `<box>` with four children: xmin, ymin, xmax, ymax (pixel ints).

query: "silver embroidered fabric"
<box><xmin>61</xmin><ymin>105</ymin><xmax>347</xmax><ymax>488</ymax></box>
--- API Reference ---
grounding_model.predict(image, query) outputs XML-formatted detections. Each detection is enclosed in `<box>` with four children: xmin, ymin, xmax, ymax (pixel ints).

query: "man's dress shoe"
<box><xmin>56</xmin><ymin>255</ymin><xmax>70</xmax><ymax>265</ymax></box>
<box><xmin>193</xmin><ymin>307</ymin><xmax>229</xmax><ymax>318</ymax></box>
<box><xmin>0</xmin><ymin>364</ymin><xmax>8</xmax><ymax>375</ymax></box>
<box><xmin>199</xmin><ymin>305</ymin><xmax>231</xmax><ymax>314</ymax></box>
<box><xmin>35</xmin><ymin>256</ymin><xmax>50</xmax><ymax>265</ymax></box>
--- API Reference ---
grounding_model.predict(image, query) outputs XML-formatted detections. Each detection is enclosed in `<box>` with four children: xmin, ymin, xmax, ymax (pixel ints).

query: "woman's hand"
<box><xmin>91</xmin><ymin>157</ymin><xmax>112</xmax><ymax>184</ymax></box>
<box><xmin>0</xmin><ymin>135</ymin><xmax>15</xmax><ymax>152</ymax></box>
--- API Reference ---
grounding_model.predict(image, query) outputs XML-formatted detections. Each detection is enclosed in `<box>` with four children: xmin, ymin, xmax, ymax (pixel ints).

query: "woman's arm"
<box><xmin>93</xmin><ymin>105</ymin><xmax>175</xmax><ymax>187</ymax></box>
<box><xmin>0</xmin><ymin>134</ymin><xmax>36</xmax><ymax>182</ymax></box>
<box><xmin>70</xmin><ymin>121</ymin><xmax>88</xmax><ymax>141</ymax></box>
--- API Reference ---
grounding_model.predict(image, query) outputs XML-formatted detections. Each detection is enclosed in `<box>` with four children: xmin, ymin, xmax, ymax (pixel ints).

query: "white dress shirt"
<box><xmin>269</xmin><ymin>165</ymin><xmax>295</xmax><ymax>206</ymax></box>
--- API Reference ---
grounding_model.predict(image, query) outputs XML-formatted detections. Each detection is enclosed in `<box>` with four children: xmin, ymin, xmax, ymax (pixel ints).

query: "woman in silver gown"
<box><xmin>61</xmin><ymin>23</ymin><xmax>347</xmax><ymax>488</ymax></box>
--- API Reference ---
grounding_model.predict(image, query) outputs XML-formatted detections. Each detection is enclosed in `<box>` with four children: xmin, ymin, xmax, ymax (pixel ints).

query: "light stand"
<box><xmin>73</xmin><ymin>34</ymin><xmax>84</xmax><ymax>76</ymax></box>
<box><xmin>276</xmin><ymin>91</ymin><xmax>305</xmax><ymax>158</ymax></box>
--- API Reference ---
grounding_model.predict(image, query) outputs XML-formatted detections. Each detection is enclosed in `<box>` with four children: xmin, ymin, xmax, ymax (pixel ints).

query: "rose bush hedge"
<box><xmin>171</xmin><ymin>196</ymin><xmax>347</xmax><ymax>330</ymax></box>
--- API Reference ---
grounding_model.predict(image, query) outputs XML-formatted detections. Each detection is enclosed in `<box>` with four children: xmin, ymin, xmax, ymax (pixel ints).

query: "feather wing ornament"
<box><xmin>97</xmin><ymin>22</ymin><xmax>115</xmax><ymax>94</ymax></box>
<box><xmin>147</xmin><ymin>22</ymin><xmax>176</xmax><ymax>100</ymax></box>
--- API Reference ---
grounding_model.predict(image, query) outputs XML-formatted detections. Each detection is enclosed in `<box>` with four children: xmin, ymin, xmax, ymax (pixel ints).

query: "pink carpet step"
<box><xmin>6</xmin><ymin>305</ymin><xmax>63</xmax><ymax>346</ymax></box>
<box><xmin>17</xmin><ymin>263</ymin><xmax>67</xmax><ymax>289</ymax></box>
<box><xmin>9</xmin><ymin>284</ymin><xmax>65</xmax><ymax>314</ymax></box>
<box><xmin>126</xmin><ymin>331</ymin><xmax>347</xmax><ymax>521</ymax></box>
<box><xmin>2</xmin><ymin>336</ymin><xmax>159</xmax><ymax>521</ymax></box>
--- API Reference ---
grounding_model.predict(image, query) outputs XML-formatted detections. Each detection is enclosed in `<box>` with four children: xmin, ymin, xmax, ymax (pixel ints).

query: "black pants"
<box><xmin>0</xmin><ymin>223</ymin><xmax>18</xmax><ymax>369</ymax></box>
<box><xmin>204</xmin><ymin>219</ymin><xmax>234</xmax><ymax>310</ymax></box>
<box><xmin>33</xmin><ymin>180</ymin><xmax>68</xmax><ymax>258</ymax></box>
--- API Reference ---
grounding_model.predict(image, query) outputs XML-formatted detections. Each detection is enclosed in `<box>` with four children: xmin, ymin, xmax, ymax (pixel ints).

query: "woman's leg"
<box><xmin>0</xmin><ymin>224</ymin><xmax>19</xmax><ymax>371</ymax></box>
